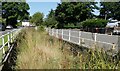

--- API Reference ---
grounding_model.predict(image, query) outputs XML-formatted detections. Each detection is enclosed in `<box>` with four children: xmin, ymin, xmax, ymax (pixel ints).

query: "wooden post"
<box><xmin>62</xmin><ymin>29</ymin><xmax>63</xmax><ymax>39</ymax></box>
<box><xmin>2</xmin><ymin>37</ymin><xmax>5</xmax><ymax>54</ymax></box>
<box><xmin>94</xmin><ymin>33</ymin><xmax>97</xmax><ymax>42</ymax></box>
<box><xmin>57</xmin><ymin>29</ymin><xmax>58</xmax><ymax>38</ymax></box>
<box><xmin>52</xmin><ymin>29</ymin><xmax>53</xmax><ymax>36</ymax></box>
<box><xmin>10</xmin><ymin>32</ymin><xmax>13</xmax><ymax>43</ymax></box>
<box><xmin>94</xmin><ymin>33</ymin><xmax>97</xmax><ymax>47</ymax></box>
<box><xmin>69</xmin><ymin>29</ymin><xmax>71</xmax><ymax>41</ymax></box>
<box><xmin>79</xmin><ymin>31</ymin><xmax>81</xmax><ymax>44</ymax></box>
<box><xmin>8</xmin><ymin>32</ymin><xmax>10</xmax><ymax>49</ymax></box>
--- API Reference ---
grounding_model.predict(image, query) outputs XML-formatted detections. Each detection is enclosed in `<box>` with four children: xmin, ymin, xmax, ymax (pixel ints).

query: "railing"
<box><xmin>0</xmin><ymin>28</ymin><xmax>22</xmax><ymax>64</ymax></box>
<box><xmin>46</xmin><ymin>28</ymin><xmax>119</xmax><ymax>52</ymax></box>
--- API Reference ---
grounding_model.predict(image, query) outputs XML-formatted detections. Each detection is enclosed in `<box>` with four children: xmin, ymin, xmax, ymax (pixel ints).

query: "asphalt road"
<box><xmin>0</xmin><ymin>30</ymin><xmax>11</xmax><ymax>36</ymax></box>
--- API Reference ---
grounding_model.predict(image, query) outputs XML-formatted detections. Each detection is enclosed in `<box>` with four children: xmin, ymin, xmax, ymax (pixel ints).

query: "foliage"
<box><xmin>81</xmin><ymin>18</ymin><xmax>108</xmax><ymax>28</ymax></box>
<box><xmin>99</xmin><ymin>2</ymin><xmax>120</xmax><ymax>20</ymax></box>
<box><xmin>2</xmin><ymin>2</ymin><xmax>30</xmax><ymax>27</ymax></box>
<box><xmin>55</xmin><ymin>2</ymin><xmax>98</xmax><ymax>28</ymax></box>
<box><xmin>44</xmin><ymin>10</ymin><xmax>58</xmax><ymax>28</ymax></box>
<box><xmin>64</xmin><ymin>23</ymin><xmax>80</xmax><ymax>29</ymax></box>
<box><xmin>38</xmin><ymin>25</ymin><xmax>45</xmax><ymax>31</ymax></box>
<box><xmin>30</xmin><ymin>12</ymin><xmax>44</xmax><ymax>26</ymax></box>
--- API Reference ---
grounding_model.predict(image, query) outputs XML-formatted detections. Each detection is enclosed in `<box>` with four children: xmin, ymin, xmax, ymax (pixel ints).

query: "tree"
<box><xmin>2</xmin><ymin>2</ymin><xmax>30</xmax><ymax>27</ymax></box>
<box><xmin>99</xmin><ymin>2</ymin><xmax>120</xmax><ymax>20</ymax></box>
<box><xmin>55</xmin><ymin>2</ymin><xmax>98</xmax><ymax>28</ymax></box>
<box><xmin>44</xmin><ymin>9</ymin><xmax>58</xmax><ymax>28</ymax></box>
<box><xmin>30</xmin><ymin>12</ymin><xmax>44</xmax><ymax>26</ymax></box>
<box><xmin>81</xmin><ymin>18</ymin><xmax>108</xmax><ymax>32</ymax></box>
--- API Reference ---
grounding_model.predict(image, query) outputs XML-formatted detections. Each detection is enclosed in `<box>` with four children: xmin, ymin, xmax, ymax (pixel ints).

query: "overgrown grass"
<box><xmin>15</xmin><ymin>28</ymin><xmax>120</xmax><ymax>69</ymax></box>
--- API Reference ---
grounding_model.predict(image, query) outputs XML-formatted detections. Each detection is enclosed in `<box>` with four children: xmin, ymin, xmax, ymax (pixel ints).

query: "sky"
<box><xmin>27</xmin><ymin>2</ymin><xmax>60</xmax><ymax>18</ymax></box>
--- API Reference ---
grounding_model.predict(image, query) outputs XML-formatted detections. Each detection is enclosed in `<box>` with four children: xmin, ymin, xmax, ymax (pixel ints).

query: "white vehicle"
<box><xmin>106</xmin><ymin>20</ymin><xmax>119</xmax><ymax>28</ymax></box>
<box><xmin>106</xmin><ymin>20</ymin><xmax>120</xmax><ymax>35</ymax></box>
<box><xmin>6</xmin><ymin>25</ymin><xmax>13</xmax><ymax>29</ymax></box>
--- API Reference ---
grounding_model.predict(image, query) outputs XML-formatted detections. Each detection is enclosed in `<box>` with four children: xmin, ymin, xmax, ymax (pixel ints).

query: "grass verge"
<box><xmin>14</xmin><ymin>28</ymin><xmax>120</xmax><ymax>69</ymax></box>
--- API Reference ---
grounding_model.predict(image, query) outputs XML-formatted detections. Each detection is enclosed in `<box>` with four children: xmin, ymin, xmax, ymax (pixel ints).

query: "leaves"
<box><xmin>100</xmin><ymin>2</ymin><xmax>120</xmax><ymax>20</ymax></box>
<box><xmin>2</xmin><ymin>2</ymin><xmax>30</xmax><ymax>27</ymax></box>
<box><xmin>55</xmin><ymin>2</ymin><xmax>98</xmax><ymax>28</ymax></box>
<box><xmin>30</xmin><ymin>12</ymin><xmax>44</xmax><ymax>26</ymax></box>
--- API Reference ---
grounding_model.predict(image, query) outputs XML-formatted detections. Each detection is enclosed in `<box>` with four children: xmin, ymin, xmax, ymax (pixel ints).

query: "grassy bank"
<box><xmin>15</xmin><ymin>28</ymin><xmax>120</xmax><ymax>69</ymax></box>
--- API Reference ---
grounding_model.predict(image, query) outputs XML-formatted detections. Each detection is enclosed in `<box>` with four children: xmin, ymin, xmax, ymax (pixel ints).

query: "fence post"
<box><xmin>2</xmin><ymin>37</ymin><xmax>5</xmax><ymax>55</ymax></box>
<box><xmin>10</xmin><ymin>32</ymin><xmax>13</xmax><ymax>43</ymax></box>
<box><xmin>94</xmin><ymin>33</ymin><xmax>97</xmax><ymax>47</ymax></box>
<box><xmin>62</xmin><ymin>29</ymin><xmax>63</xmax><ymax>39</ymax></box>
<box><xmin>8</xmin><ymin>32</ymin><xmax>10</xmax><ymax>49</ymax></box>
<box><xmin>48</xmin><ymin>28</ymin><xmax>50</xmax><ymax>35</ymax></box>
<box><xmin>79</xmin><ymin>31</ymin><xmax>81</xmax><ymax>44</ymax></box>
<box><xmin>69</xmin><ymin>29</ymin><xmax>71</xmax><ymax>41</ymax></box>
<box><xmin>57</xmin><ymin>29</ymin><xmax>58</xmax><ymax>38</ymax></box>
<box><xmin>52</xmin><ymin>29</ymin><xmax>53</xmax><ymax>36</ymax></box>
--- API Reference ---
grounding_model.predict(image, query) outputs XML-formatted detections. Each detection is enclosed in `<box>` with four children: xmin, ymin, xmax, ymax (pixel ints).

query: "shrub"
<box><xmin>81</xmin><ymin>18</ymin><xmax>108</xmax><ymax>28</ymax></box>
<box><xmin>38</xmin><ymin>25</ymin><xmax>45</xmax><ymax>31</ymax></box>
<box><xmin>64</xmin><ymin>23</ymin><xmax>80</xmax><ymax>29</ymax></box>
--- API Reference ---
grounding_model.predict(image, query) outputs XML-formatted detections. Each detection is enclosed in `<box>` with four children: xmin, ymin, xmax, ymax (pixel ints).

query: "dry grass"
<box><xmin>15</xmin><ymin>28</ymin><xmax>76</xmax><ymax>69</ymax></box>
<box><xmin>15</xmin><ymin>28</ymin><xmax>120</xmax><ymax>69</ymax></box>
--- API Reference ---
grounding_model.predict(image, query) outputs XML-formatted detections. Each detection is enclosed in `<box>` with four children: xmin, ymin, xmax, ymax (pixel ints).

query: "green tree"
<box><xmin>99</xmin><ymin>2</ymin><xmax>120</xmax><ymax>20</ymax></box>
<box><xmin>30</xmin><ymin>12</ymin><xmax>44</xmax><ymax>26</ymax></box>
<box><xmin>81</xmin><ymin>18</ymin><xmax>108</xmax><ymax>32</ymax></box>
<box><xmin>55</xmin><ymin>2</ymin><xmax>98</xmax><ymax>28</ymax></box>
<box><xmin>2</xmin><ymin>2</ymin><xmax>30</xmax><ymax>27</ymax></box>
<box><xmin>44</xmin><ymin>9</ymin><xmax>58</xmax><ymax>28</ymax></box>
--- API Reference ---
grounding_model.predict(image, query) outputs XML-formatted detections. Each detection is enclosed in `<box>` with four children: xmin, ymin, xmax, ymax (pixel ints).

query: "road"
<box><xmin>0</xmin><ymin>28</ymin><xmax>20</xmax><ymax>36</ymax></box>
<box><xmin>0</xmin><ymin>30</ymin><xmax>12</xmax><ymax>36</ymax></box>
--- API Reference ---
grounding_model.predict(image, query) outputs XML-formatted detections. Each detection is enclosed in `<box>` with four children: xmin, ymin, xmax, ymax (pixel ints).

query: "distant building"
<box><xmin>22</xmin><ymin>20</ymin><xmax>30</xmax><ymax>26</ymax></box>
<box><xmin>22</xmin><ymin>22</ymin><xmax>30</xmax><ymax>26</ymax></box>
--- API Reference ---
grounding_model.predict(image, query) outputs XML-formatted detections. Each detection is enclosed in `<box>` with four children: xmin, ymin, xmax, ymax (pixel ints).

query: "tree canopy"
<box><xmin>99</xmin><ymin>2</ymin><xmax>120</xmax><ymax>20</ymax></box>
<box><xmin>55</xmin><ymin>2</ymin><xmax>98</xmax><ymax>28</ymax></box>
<box><xmin>2</xmin><ymin>2</ymin><xmax>30</xmax><ymax>27</ymax></box>
<box><xmin>44</xmin><ymin>9</ymin><xmax>58</xmax><ymax>28</ymax></box>
<box><xmin>30</xmin><ymin>12</ymin><xmax>44</xmax><ymax>26</ymax></box>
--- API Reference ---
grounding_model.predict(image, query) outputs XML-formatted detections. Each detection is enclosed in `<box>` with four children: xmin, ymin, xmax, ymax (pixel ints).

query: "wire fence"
<box><xmin>46</xmin><ymin>28</ymin><xmax>119</xmax><ymax>52</ymax></box>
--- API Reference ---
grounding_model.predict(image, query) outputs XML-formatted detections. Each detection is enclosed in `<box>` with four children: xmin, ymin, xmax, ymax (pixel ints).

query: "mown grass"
<box><xmin>15</xmin><ymin>28</ymin><xmax>120</xmax><ymax>69</ymax></box>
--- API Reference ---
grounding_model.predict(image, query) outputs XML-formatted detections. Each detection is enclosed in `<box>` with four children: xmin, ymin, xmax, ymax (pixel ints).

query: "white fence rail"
<box><xmin>0</xmin><ymin>28</ymin><xmax>22</xmax><ymax>64</ymax></box>
<box><xmin>46</xmin><ymin>28</ymin><xmax>119</xmax><ymax>52</ymax></box>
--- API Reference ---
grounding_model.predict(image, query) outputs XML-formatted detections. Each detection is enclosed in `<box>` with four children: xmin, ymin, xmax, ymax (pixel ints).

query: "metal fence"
<box><xmin>46</xmin><ymin>28</ymin><xmax>119</xmax><ymax>52</ymax></box>
<box><xmin>0</xmin><ymin>28</ymin><xmax>22</xmax><ymax>64</ymax></box>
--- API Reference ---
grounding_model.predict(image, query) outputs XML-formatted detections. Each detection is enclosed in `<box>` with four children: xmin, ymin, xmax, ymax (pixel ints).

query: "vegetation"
<box><xmin>81</xmin><ymin>18</ymin><xmax>108</xmax><ymax>28</ymax></box>
<box><xmin>44</xmin><ymin>9</ymin><xmax>58</xmax><ymax>28</ymax></box>
<box><xmin>55</xmin><ymin>2</ymin><xmax>98</xmax><ymax>28</ymax></box>
<box><xmin>2</xmin><ymin>2</ymin><xmax>30</xmax><ymax>27</ymax></box>
<box><xmin>30</xmin><ymin>12</ymin><xmax>44</xmax><ymax>26</ymax></box>
<box><xmin>99</xmin><ymin>2</ymin><xmax>120</xmax><ymax>20</ymax></box>
<box><xmin>13</xmin><ymin>28</ymin><xmax>120</xmax><ymax>69</ymax></box>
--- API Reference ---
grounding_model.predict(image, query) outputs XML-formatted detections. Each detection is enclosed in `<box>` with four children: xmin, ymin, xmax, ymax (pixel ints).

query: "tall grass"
<box><xmin>15</xmin><ymin>28</ymin><xmax>120</xmax><ymax>69</ymax></box>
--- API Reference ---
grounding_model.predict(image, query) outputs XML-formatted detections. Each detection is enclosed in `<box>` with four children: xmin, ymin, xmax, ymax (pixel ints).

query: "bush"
<box><xmin>64</xmin><ymin>23</ymin><xmax>80</xmax><ymax>29</ymax></box>
<box><xmin>38</xmin><ymin>25</ymin><xmax>45</xmax><ymax>31</ymax></box>
<box><xmin>81</xmin><ymin>18</ymin><xmax>108</xmax><ymax>28</ymax></box>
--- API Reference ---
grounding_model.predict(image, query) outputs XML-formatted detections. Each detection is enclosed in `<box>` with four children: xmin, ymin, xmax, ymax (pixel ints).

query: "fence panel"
<box><xmin>96</xmin><ymin>34</ymin><xmax>118</xmax><ymax>44</ymax></box>
<box><xmin>70</xmin><ymin>30</ymin><xmax>79</xmax><ymax>37</ymax></box>
<box><xmin>81</xmin><ymin>32</ymin><xmax>95</xmax><ymax>40</ymax></box>
<box><xmin>47</xmin><ymin>28</ymin><xmax>119</xmax><ymax>51</ymax></box>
